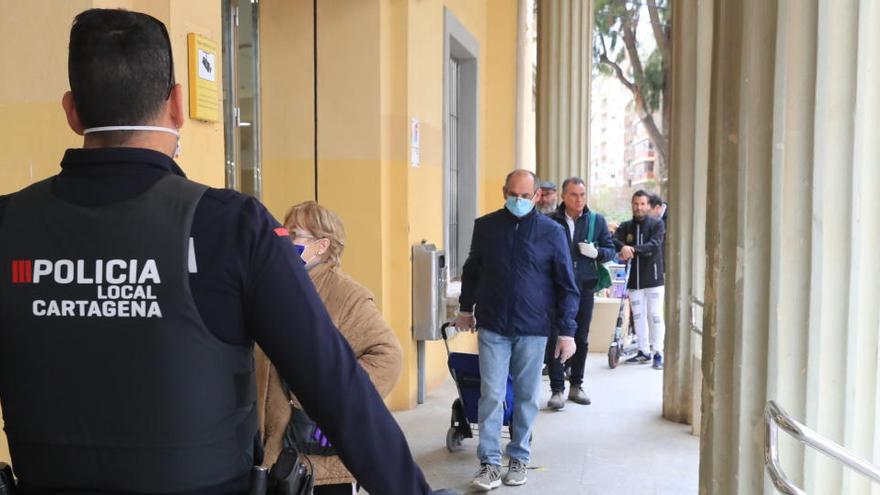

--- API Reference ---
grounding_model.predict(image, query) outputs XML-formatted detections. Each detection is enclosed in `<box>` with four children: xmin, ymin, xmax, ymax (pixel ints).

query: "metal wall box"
<box><xmin>412</xmin><ymin>243</ymin><xmax>447</xmax><ymax>341</ymax></box>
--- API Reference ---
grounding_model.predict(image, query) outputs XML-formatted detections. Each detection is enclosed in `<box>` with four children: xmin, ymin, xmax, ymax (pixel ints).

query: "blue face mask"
<box><xmin>505</xmin><ymin>195</ymin><xmax>535</xmax><ymax>218</ymax></box>
<box><xmin>293</xmin><ymin>243</ymin><xmax>307</xmax><ymax>265</ymax></box>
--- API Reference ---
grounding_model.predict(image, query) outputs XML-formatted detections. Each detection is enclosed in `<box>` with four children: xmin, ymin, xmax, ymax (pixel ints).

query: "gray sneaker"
<box><xmin>503</xmin><ymin>458</ymin><xmax>528</xmax><ymax>486</ymax></box>
<box><xmin>547</xmin><ymin>391</ymin><xmax>565</xmax><ymax>410</ymax></box>
<box><xmin>471</xmin><ymin>463</ymin><xmax>502</xmax><ymax>491</ymax></box>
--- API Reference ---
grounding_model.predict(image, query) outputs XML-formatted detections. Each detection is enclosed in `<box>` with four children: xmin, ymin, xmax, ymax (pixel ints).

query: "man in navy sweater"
<box><xmin>456</xmin><ymin>170</ymin><xmax>579</xmax><ymax>491</ymax></box>
<box><xmin>0</xmin><ymin>9</ymin><xmax>450</xmax><ymax>495</ymax></box>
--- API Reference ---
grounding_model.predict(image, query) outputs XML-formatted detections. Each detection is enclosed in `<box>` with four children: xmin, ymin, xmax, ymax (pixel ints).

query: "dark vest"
<box><xmin>0</xmin><ymin>175</ymin><xmax>257</xmax><ymax>492</ymax></box>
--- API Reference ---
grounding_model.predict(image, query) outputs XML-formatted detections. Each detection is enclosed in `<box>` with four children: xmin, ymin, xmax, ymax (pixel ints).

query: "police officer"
<box><xmin>0</xmin><ymin>9</ymin><xmax>451</xmax><ymax>495</ymax></box>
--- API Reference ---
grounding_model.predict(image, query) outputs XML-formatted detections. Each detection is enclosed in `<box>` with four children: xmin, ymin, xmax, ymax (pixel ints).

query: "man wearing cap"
<box><xmin>536</xmin><ymin>181</ymin><xmax>558</xmax><ymax>215</ymax></box>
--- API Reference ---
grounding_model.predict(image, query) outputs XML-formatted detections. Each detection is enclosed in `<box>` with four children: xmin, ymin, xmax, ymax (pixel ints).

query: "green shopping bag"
<box><xmin>587</xmin><ymin>211</ymin><xmax>612</xmax><ymax>292</ymax></box>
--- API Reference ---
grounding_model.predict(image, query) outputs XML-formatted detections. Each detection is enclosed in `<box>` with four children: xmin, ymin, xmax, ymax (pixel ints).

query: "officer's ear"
<box><xmin>168</xmin><ymin>84</ymin><xmax>185</xmax><ymax>130</ymax></box>
<box><xmin>62</xmin><ymin>91</ymin><xmax>85</xmax><ymax>136</ymax></box>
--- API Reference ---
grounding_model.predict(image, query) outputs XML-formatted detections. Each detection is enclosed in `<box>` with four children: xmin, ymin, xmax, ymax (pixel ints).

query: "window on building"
<box><xmin>444</xmin><ymin>10</ymin><xmax>479</xmax><ymax>281</ymax></box>
<box><xmin>447</xmin><ymin>57</ymin><xmax>461</xmax><ymax>278</ymax></box>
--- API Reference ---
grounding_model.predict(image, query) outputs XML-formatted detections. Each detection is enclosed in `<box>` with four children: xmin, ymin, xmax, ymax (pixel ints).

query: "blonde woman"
<box><xmin>255</xmin><ymin>201</ymin><xmax>403</xmax><ymax>495</ymax></box>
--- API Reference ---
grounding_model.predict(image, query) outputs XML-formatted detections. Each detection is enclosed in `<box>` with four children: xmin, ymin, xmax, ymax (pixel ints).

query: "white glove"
<box><xmin>454</xmin><ymin>312</ymin><xmax>477</xmax><ymax>332</ymax></box>
<box><xmin>554</xmin><ymin>336</ymin><xmax>576</xmax><ymax>362</ymax></box>
<box><xmin>578</xmin><ymin>241</ymin><xmax>599</xmax><ymax>259</ymax></box>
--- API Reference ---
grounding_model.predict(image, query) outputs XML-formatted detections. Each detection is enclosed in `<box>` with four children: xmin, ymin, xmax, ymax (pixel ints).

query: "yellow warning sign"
<box><xmin>187</xmin><ymin>33</ymin><xmax>220</xmax><ymax>122</ymax></box>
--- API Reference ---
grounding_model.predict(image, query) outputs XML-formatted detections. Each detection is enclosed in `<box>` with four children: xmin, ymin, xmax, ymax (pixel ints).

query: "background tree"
<box><xmin>594</xmin><ymin>0</ymin><xmax>670</xmax><ymax>194</ymax></box>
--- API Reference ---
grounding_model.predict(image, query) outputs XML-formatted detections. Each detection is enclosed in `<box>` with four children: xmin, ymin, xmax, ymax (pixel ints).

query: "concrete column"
<box><xmin>536</xmin><ymin>0</ymin><xmax>590</xmax><ymax>187</ymax></box>
<box><xmin>664</xmin><ymin>0</ymin><xmax>713</xmax><ymax>431</ymax></box>
<box><xmin>515</xmin><ymin>0</ymin><xmax>537</xmax><ymax>172</ymax></box>
<box><xmin>662</xmin><ymin>0</ymin><xmax>698</xmax><ymax>425</ymax></box>
<box><xmin>691</xmin><ymin>0</ymin><xmax>880</xmax><ymax>492</ymax></box>
<box><xmin>699</xmin><ymin>0</ymin><xmax>777</xmax><ymax>493</ymax></box>
<box><xmin>764</xmin><ymin>0</ymin><xmax>818</xmax><ymax>488</ymax></box>
<box><xmin>842</xmin><ymin>2</ymin><xmax>880</xmax><ymax>492</ymax></box>
<box><xmin>803</xmin><ymin>0</ymin><xmax>859</xmax><ymax>491</ymax></box>
<box><xmin>688</xmin><ymin>0</ymin><xmax>712</xmax><ymax>437</ymax></box>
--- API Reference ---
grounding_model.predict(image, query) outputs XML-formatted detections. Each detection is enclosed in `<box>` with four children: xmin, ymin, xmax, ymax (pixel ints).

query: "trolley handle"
<box><xmin>440</xmin><ymin>321</ymin><xmax>456</xmax><ymax>356</ymax></box>
<box><xmin>440</xmin><ymin>321</ymin><xmax>455</xmax><ymax>341</ymax></box>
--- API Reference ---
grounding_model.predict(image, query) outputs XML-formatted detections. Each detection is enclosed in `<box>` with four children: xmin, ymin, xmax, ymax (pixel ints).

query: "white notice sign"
<box><xmin>410</xmin><ymin>118</ymin><xmax>421</xmax><ymax>167</ymax></box>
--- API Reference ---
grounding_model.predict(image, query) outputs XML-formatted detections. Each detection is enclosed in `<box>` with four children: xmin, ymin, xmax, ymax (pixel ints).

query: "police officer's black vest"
<box><xmin>0</xmin><ymin>175</ymin><xmax>257</xmax><ymax>492</ymax></box>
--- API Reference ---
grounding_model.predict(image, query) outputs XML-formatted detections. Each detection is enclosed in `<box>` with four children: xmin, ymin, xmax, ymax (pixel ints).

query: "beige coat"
<box><xmin>255</xmin><ymin>262</ymin><xmax>403</xmax><ymax>486</ymax></box>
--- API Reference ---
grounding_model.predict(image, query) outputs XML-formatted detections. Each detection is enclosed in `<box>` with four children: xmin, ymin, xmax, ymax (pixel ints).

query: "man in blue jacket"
<box><xmin>455</xmin><ymin>170</ymin><xmax>580</xmax><ymax>491</ymax></box>
<box><xmin>545</xmin><ymin>178</ymin><xmax>616</xmax><ymax>409</ymax></box>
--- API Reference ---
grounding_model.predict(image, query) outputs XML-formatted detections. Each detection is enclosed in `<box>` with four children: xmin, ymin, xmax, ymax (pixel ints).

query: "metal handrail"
<box><xmin>690</xmin><ymin>296</ymin><xmax>704</xmax><ymax>336</ymax></box>
<box><xmin>764</xmin><ymin>400</ymin><xmax>880</xmax><ymax>494</ymax></box>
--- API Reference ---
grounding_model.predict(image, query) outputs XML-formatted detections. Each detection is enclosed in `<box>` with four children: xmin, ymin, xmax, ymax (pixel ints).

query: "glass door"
<box><xmin>222</xmin><ymin>0</ymin><xmax>262</xmax><ymax>198</ymax></box>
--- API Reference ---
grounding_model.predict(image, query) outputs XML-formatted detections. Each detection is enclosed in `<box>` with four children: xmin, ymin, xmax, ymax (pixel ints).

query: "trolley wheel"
<box><xmin>446</xmin><ymin>426</ymin><xmax>464</xmax><ymax>452</ymax></box>
<box><xmin>608</xmin><ymin>344</ymin><xmax>620</xmax><ymax>369</ymax></box>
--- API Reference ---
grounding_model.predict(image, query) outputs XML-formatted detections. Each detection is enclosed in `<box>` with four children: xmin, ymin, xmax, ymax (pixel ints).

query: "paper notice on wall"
<box><xmin>410</xmin><ymin>118</ymin><xmax>421</xmax><ymax>167</ymax></box>
<box><xmin>197</xmin><ymin>49</ymin><xmax>216</xmax><ymax>82</ymax></box>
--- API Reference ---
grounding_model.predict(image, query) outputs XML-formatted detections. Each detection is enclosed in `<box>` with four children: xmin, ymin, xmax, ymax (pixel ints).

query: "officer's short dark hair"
<box><xmin>68</xmin><ymin>9</ymin><xmax>175</xmax><ymax>144</ymax></box>
<box><xmin>648</xmin><ymin>193</ymin><xmax>664</xmax><ymax>208</ymax></box>
<box><xmin>632</xmin><ymin>189</ymin><xmax>651</xmax><ymax>201</ymax></box>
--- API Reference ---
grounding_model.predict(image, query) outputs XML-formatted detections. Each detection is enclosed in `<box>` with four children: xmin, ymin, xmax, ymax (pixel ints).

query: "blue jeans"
<box><xmin>477</xmin><ymin>329</ymin><xmax>548</xmax><ymax>466</ymax></box>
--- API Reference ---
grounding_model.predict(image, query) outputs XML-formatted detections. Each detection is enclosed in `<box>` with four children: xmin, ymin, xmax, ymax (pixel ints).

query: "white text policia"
<box><xmin>27</xmin><ymin>258</ymin><xmax>163</xmax><ymax>318</ymax></box>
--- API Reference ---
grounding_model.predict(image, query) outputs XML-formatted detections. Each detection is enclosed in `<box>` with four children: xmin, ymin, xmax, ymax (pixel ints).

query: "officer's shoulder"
<box><xmin>199</xmin><ymin>186</ymin><xmax>250</xmax><ymax>206</ymax></box>
<box><xmin>195</xmin><ymin>187</ymin><xmax>280</xmax><ymax>237</ymax></box>
<box><xmin>198</xmin><ymin>187</ymin><xmax>272</xmax><ymax>218</ymax></box>
<box><xmin>0</xmin><ymin>183</ymin><xmax>41</xmax><ymax>228</ymax></box>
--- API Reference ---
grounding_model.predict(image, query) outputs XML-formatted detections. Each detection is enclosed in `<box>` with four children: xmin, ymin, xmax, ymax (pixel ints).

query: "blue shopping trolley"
<box><xmin>441</xmin><ymin>322</ymin><xmax>516</xmax><ymax>452</ymax></box>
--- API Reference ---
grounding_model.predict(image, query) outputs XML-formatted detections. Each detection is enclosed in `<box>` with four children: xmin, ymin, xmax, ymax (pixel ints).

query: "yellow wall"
<box><xmin>0</xmin><ymin>0</ymin><xmax>91</xmax><ymax>196</ymax></box>
<box><xmin>0</xmin><ymin>0</ymin><xmax>226</xmax><ymax>467</ymax></box>
<box><xmin>257</xmin><ymin>0</ymin><xmax>519</xmax><ymax>410</ymax></box>
<box><xmin>260</xmin><ymin>0</ymin><xmax>316</xmax><ymax>219</ymax></box>
<box><xmin>0</xmin><ymin>0</ymin><xmax>224</xmax><ymax>195</ymax></box>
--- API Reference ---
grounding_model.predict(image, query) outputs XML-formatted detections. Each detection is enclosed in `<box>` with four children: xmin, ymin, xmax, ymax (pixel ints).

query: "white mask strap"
<box><xmin>83</xmin><ymin>125</ymin><xmax>180</xmax><ymax>137</ymax></box>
